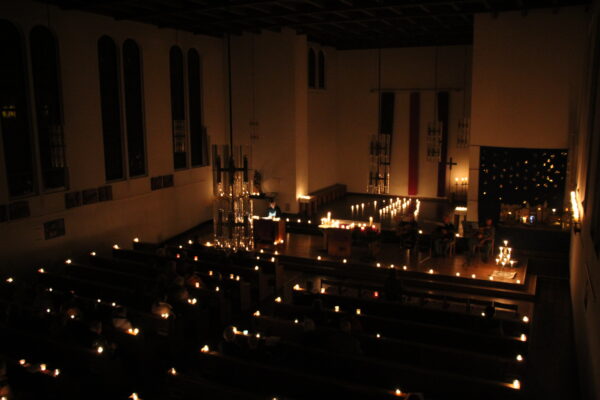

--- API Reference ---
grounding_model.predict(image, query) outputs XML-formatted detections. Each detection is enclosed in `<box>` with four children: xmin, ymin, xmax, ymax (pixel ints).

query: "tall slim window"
<box><xmin>30</xmin><ymin>26</ymin><xmax>67</xmax><ymax>190</ymax></box>
<box><xmin>97</xmin><ymin>35</ymin><xmax>124</xmax><ymax>181</ymax></box>
<box><xmin>188</xmin><ymin>49</ymin><xmax>207</xmax><ymax>167</ymax></box>
<box><xmin>308</xmin><ymin>48</ymin><xmax>316</xmax><ymax>89</ymax></box>
<box><xmin>123</xmin><ymin>39</ymin><xmax>146</xmax><ymax>177</ymax></box>
<box><xmin>170</xmin><ymin>46</ymin><xmax>186</xmax><ymax>169</ymax></box>
<box><xmin>318</xmin><ymin>50</ymin><xmax>326</xmax><ymax>89</ymax></box>
<box><xmin>0</xmin><ymin>20</ymin><xmax>35</xmax><ymax>197</ymax></box>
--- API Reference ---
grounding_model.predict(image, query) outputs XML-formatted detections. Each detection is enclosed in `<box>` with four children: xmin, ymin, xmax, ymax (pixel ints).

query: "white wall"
<box><xmin>229</xmin><ymin>30</ymin><xmax>308</xmax><ymax>213</ymax></box>
<box><xmin>570</xmin><ymin>5</ymin><xmax>600</xmax><ymax>399</ymax></box>
<box><xmin>307</xmin><ymin>44</ymin><xmax>339</xmax><ymax>193</ymax></box>
<box><xmin>336</xmin><ymin>46</ymin><xmax>472</xmax><ymax>197</ymax></box>
<box><xmin>468</xmin><ymin>7</ymin><xmax>587</xmax><ymax>220</ymax></box>
<box><xmin>0</xmin><ymin>0</ymin><xmax>226</xmax><ymax>271</ymax></box>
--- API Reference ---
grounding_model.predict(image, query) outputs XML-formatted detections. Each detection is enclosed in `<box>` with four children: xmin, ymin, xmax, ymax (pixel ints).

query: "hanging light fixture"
<box><xmin>427</xmin><ymin>47</ymin><xmax>442</xmax><ymax>161</ymax></box>
<box><xmin>367</xmin><ymin>45</ymin><xmax>391</xmax><ymax>194</ymax></box>
<box><xmin>212</xmin><ymin>32</ymin><xmax>253</xmax><ymax>250</ymax></box>
<box><xmin>457</xmin><ymin>46</ymin><xmax>470</xmax><ymax>148</ymax></box>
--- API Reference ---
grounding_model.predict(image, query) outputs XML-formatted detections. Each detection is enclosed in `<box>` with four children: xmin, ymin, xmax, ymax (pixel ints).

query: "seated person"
<box><xmin>384</xmin><ymin>268</ymin><xmax>404</xmax><ymax>302</ymax></box>
<box><xmin>111</xmin><ymin>307</ymin><xmax>133</xmax><ymax>332</ymax></box>
<box><xmin>432</xmin><ymin>215</ymin><xmax>456</xmax><ymax>257</ymax></box>
<box><xmin>0</xmin><ymin>360</ymin><xmax>11</xmax><ymax>399</ymax></box>
<box><xmin>219</xmin><ymin>325</ymin><xmax>243</xmax><ymax>357</ymax></box>
<box><xmin>468</xmin><ymin>218</ymin><xmax>495</xmax><ymax>262</ymax></box>
<box><xmin>327</xmin><ymin>319</ymin><xmax>362</xmax><ymax>355</ymax></box>
<box><xmin>266</xmin><ymin>201</ymin><xmax>281</xmax><ymax>218</ymax></box>
<box><xmin>151</xmin><ymin>298</ymin><xmax>174</xmax><ymax>318</ymax></box>
<box><xmin>396</xmin><ymin>214</ymin><xmax>419</xmax><ymax>248</ymax></box>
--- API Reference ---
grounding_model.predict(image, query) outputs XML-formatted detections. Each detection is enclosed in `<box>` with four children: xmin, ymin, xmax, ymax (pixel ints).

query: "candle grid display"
<box><xmin>495</xmin><ymin>240</ymin><xmax>517</xmax><ymax>269</ymax></box>
<box><xmin>348</xmin><ymin>197</ymin><xmax>420</xmax><ymax>224</ymax></box>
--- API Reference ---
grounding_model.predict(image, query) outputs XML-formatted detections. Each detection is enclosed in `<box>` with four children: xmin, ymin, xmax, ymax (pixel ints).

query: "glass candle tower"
<box><xmin>212</xmin><ymin>145</ymin><xmax>253</xmax><ymax>250</ymax></box>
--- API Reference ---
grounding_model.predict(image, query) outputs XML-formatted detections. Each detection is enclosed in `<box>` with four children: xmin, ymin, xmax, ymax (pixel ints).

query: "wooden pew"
<box><xmin>299</xmin><ymin>183</ymin><xmax>347</xmax><ymax>217</ymax></box>
<box><xmin>319</xmin><ymin>277</ymin><xmax>529</xmax><ymax>318</ymax></box>
<box><xmin>252</xmin><ymin>315</ymin><xmax>523</xmax><ymax>382</ymax></box>
<box><xmin>291</xmin><ymin>290</ymin><xmax>529</xmax><ymax>337</ymax></box>
<box><xmin>267</xmin><ymin>302</ymin><xmax>528</xmax><ymax>357</ymax></box>
<box><xmin>195</xmin><ymin>350</ymin><xmax>405</xmax><ymax>400</ymax></box>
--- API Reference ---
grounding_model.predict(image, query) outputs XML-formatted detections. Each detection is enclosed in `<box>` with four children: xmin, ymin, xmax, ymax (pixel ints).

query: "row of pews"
<box><xmin>167</xmin><ymin>242</ymin><xmax>533</xmax><ymax>399</ymax></box>
<box><xmin>0</xmin><ymin>238</ymin><xmax>533</xmax><ymax>399</ymax></box>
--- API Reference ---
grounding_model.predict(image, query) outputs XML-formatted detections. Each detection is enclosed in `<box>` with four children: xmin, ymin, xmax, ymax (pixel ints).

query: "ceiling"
<box><xmin>37</xmin><ymin>0</ymin><xmax>590</xmax><ymax>49</ymax></box>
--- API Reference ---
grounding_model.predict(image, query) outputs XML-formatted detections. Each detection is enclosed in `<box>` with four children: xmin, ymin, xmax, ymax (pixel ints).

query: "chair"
<box><xmin>462</xmin><ymin>221</ymin><xmax>495</xmax><ymax>262</ymax></box>
<box><xmin>477</xmin><ymin>236</ymin><xmax>495</xmax><ymax>261</ymax></box>
<box><xmin>446</xmin><ymin>237</ymin><xmax>456</xmax><ymax>256</ymax></box>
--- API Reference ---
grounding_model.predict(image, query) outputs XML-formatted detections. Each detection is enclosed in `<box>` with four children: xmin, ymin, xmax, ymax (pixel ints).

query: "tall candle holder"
<box><xmin>493</xmin><ymin>240</ymin><xmax>518</xmax><ymax>280</ymax></box>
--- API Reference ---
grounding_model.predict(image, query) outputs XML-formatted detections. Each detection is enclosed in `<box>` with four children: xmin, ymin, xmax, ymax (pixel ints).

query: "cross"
<box><xmin>444</xmin><ymin>157</ymin><xmax>458</xmax><ymax>170</ymax></box>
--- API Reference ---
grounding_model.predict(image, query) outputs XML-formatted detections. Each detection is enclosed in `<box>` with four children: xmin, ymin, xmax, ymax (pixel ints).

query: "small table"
<box><xmin>254</xmin><ymin>217</ymin><xmax>286</xmax><ymax>247</ymax></box>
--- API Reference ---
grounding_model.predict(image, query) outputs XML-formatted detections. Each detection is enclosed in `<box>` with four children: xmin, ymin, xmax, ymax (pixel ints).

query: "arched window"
<box><xmin>188</xmin><ymin>48</ymin><xmax>207</xmax><ymax>167</ymax></box>
<box><xmin>318</xmin><ymin>50</ymin><xmax>326</xmax><ymax>89</ymax></box>
<box><xmin>0</xmin><ymin>20</ymin><xmax>35</xmax><ymax>197</ymax></box>
<box><xmin>97</xmin><ymin>35</ymin><xmax>124</xmax><ymax>181</ymax></box>
<box><xmin>123</xmin><ymin>39</ymin><xmax>146</xmax><ymax>177</ymax></box>
<box><xmin>170</xmin><ymin>46</ymin><xmax>187</xmax><ymax>169</ymax></box>
<box><xmin>308</xmin><ymin>48</ymin><xmax>316</xmax><ymax>89</ymax></box>
<box><xmin>30</xmin><ymin>25</ymin><xmax>66</xmax><ymax>190</ymax></box>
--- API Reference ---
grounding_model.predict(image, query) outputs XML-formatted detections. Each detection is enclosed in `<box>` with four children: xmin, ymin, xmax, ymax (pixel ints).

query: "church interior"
<box><xmin>1</xmin><ymin>0</ymin><xmax>600</xmax><ymax>399</ymax></box>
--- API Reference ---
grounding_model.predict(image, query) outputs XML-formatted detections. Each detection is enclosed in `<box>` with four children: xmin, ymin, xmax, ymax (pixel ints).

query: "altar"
<box><xmin>319</xmin><ymin>217</ymin><xmax>381</xmax><ymax>258</ymax></box>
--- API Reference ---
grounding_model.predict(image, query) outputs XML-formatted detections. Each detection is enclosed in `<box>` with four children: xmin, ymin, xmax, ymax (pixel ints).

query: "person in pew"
<box><xmin>185</xmin><ymin>272</ymin><xmax>207</xmax><ymax>289</ymax></box>
<box><xmin>309</xmin><ymin>298</ymin><xmax>329</xmax><ymax>326</ymax></box>
<box><xmin>245</xmin><ymin>334</ymin><xmax>264</xmax><ymax>361</ymax></box>
<box><xmin>168</xmin><ymin>285</ymin><xmax>190</xmax><ymax>309</ymax></box>
<box><xmin>327</xmin><ymin>319</ymin><xmax>363</xmax><ymax>355</ymax></box>
<box><xmin>349</xmin><ymin>315</ymin><xmax>364</xmax><ymax>334</ymax></box>
<box><xmin>432</xmin><ymin>215</ymin><xmax>456</xmax><ymax>257</ymax></box>
<box><xmin>156</xmin><ymin>244</ymin><xmax>168</xmax><ymax>257</ymax></box>
<box><xmin>112</xmin><ymin>307</ymin><xmax>133</xmax><ymax>332</ymax></box>
<box><xmin>151</xmin><ymin>298</ymin><xmax>174</xmax><ymax>318</ymax></box>
<box><xmin>266</xmin><ymin>200</ymin><xmax>282</xmax><ymax>218</ymax></box>
<box><xmin>482</xmin><ymin>302</ymin><xmax>505</xmax><ymax>336</ymax></box>
<box><xmin>384</xmin><ymin>268</ymin><xmax>405</xmax><ymax>302</ymax></box>
<box><xmin>301</xmin><ymin>318</ymin><xmax>326</xmax><ymax>349</ymax></box>
<box><xmin>468</xmin><ymin>218</ymin><xmax>495</xmax><ymax>263</ymax></box>
<box><xmin>0</xmin><ymin>360</ymin><xmax>11</xmax><ymax>399</ymax></box>
<box><xmin>219</xmin><ymin>325</ymin><xmax>245</xmax><ymax>357</ymax></box>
